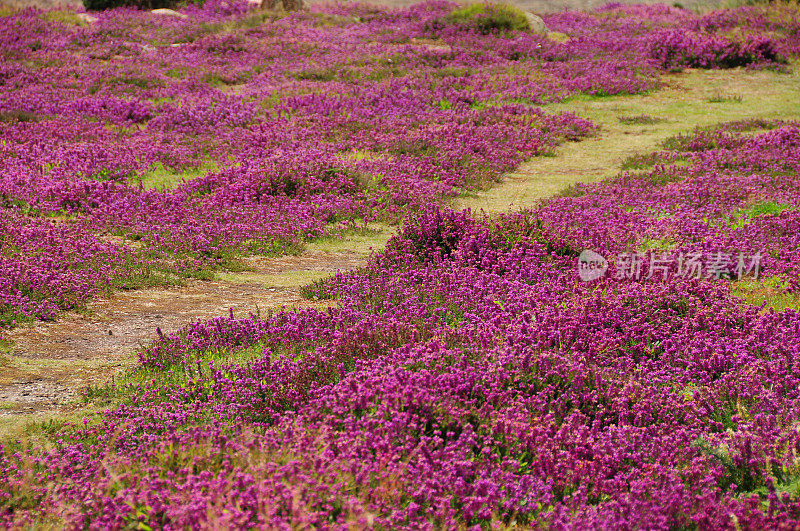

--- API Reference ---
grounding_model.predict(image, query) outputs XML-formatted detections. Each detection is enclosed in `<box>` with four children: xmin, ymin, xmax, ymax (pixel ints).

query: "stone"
<box><xmin>76</xmin><ymin>13</ymin><xmax>99</xmax><ymax>23</ymax></box>
<box><xmin>151</xmin><ymin>8</ymin><xmax>188</xmax><ymax>19</ymax></box>
<box><xmin>525</xmin><ymin>13</ymin><xmax>548</xmax><ymax>35</ymax></box>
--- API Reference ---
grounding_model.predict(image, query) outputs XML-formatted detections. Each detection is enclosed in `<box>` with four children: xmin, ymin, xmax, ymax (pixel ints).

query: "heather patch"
<box><xmin>7</xmin><ymin>201</ymin><xmax>800</xmax><ymax>526</ymax></box>
<box><xmin>3</xmin><ymin>1</ymin><xmax>800</xmax><ymax>528</ymax></box>
<box><xmin>0</xmin><ymin>1</ymin><xmax>798</xmax><ymax>323</ymax></box>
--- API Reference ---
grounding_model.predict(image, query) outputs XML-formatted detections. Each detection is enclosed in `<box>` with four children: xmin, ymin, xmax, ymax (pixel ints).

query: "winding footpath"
<box><xmin>1</xmin><ymin>64</ymin><xmax>798</xmax><ymax>432</ymax></box>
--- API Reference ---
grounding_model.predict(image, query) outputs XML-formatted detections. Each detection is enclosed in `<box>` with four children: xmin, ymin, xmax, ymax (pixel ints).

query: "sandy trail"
<box><xmin>0</xmin><ymin>249</ymin><xmax>368</xmax><ymax>416</ymax></box>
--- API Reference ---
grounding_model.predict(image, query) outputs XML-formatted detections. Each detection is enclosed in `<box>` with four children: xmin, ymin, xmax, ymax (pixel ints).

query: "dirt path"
<box><xmin>457</xmin><ymin>66</ymin><xmax>800</xmax><ymax>212</ymax></box>
<box><xmin>2</xmin><ymin>65</ymin><xmax>799</xmax><ymax>433</ymax></box>
<box><xmin>0</xmin><ymin>230</ymin><xmax>388</xmax><ymax>423</ymax></box>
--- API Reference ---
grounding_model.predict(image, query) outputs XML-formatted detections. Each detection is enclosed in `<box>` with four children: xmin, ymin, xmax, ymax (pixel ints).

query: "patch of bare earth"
<box><xmin>0</xmin><ymin>250</ymin><xmax>366</xmax><ymax>418</ymax></box>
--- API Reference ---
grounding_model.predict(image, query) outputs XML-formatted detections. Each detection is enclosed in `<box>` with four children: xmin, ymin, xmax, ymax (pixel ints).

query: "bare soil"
<box><xmin>0</xmin><ymin>250</ymin><xmax>366</xmax><ymax>416</ymax></box>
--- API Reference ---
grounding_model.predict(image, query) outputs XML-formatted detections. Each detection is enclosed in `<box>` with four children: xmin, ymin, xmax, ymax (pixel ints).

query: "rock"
<box><xmin>410</xmin><ymin>38</ymin><xmax>452</xmax><ymax>53</ymax></box>
<box><xmin>77</xmin><ymin>13</ymin><xmax>99</xmax><ymax>23</ymax></box>
<box><xmin>151</xmin><ymin>8</ymin><xmax>188</xmax><ymax>19</ymax></box>
<box><xmin>525</xmin><ymin>13</ymin><xmax>548</xmax><ymax>35</ymax></box>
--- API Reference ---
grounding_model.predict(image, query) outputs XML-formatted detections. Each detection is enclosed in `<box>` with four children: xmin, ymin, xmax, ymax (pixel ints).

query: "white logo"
<box><xmin>578</xmin><ymin>250</ymin><xmax>608</xmax><ymax>281</ymax></box>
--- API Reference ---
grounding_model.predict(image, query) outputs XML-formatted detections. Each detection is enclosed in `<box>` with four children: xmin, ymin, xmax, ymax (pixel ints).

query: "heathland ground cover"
<box><xmin>2</xmin><ymin>0</ymin><xmax>800</xmax><ymax>527</ymax></box>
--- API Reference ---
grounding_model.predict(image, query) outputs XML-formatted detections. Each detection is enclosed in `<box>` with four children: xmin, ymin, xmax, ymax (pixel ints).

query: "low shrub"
<box><xmin>445</xmin><ymin>2</ymin><xmax>530</xmax><ymax>34</ymax></box>
<box><xmin>649</xmin><ymin>30</ymin><xmax>786</xmax><ymax>69</ymax></box>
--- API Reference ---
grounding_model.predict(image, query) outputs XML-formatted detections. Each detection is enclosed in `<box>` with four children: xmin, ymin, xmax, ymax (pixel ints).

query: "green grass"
<box><xmin>637</xmin><ymin>236</ymin><xmax>678</xmax><ymax>251</ymax></box>
<box><xmin>194</xmin><ymin>9</ymin><xmax>286</xmax><ymax>35</ymax></box>
<box><xmin>621</xmin><ymin>152</ymin><xmax>664</xmax><ymax>170</ymax></box>
<box><xmin>726</xmin><ymin>201</ymin><xmax>795</xmax><ymax>229</ymax></box>
<box><xmin>547</xmin><ymin>31</ymin><xmax>570</xmax><ymax>43</ymax></box>
<box><xmin>742</xmin><ymin>201</ymin><xmax>794</xmax><ymax>217</ymax></box>
<box><xmin>0</xmin><ymin>411</ymin><xmax>99</xmax><ymax>451</ymax></box>
<box><xmin>0</xmin><ymin>339</ymin><xmax>13</xmax><ymax>354</ymax></box>
<box><xmin>106</xmin><ymin>340</ymin><xmax>270</xmax><ymax>399</ymax></box>
<box><xmin>432</xmin><ymin>66</ymin><xmax>474</xmax><ymax>79</ymax></box>
<box><xmin>444</xmin><ymin>3</ymin><xmax>530</xmax><ymax>34</ymax></box>
<box><xmin>338</xmin><ymin>149</ymin><xmax>392</xmax><ymax>163</ymax></box>
<box><xmin>307</xmin><ymin>223</ymin><xmax>392</xmax><ymax>254</ymax></box>
<box><xmin>618</xmin><ymin>114</ymin><xmax>665</xmax><ymax>125</ymax></box>
<box><xmin>732</xmin><ymin>276</ymin><xmax>800</xmax><ymax>311</ymax></box>
<box><xmin>40</xmin><ymin>11</ymin><xmax>86</xmax><ymax>26</ymax></box>
<box><xmin>128</xmin><ymin>162</ymin><xmax>218</xmax><ymax>191</ymax></box>
<box><xmin>707</xmin><ymin>92</ymin><xmax>743</xmax><ymax>103</ymax></box>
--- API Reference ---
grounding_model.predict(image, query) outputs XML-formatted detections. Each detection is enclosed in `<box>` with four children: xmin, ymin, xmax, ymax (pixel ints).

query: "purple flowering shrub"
<box><xmin>4</xmin><ymin>209</ymin><xmax>800</xmax><ymax>526</ymax></box>
<box><xmin>1</xmin><ymin>1</ymin><xmax>605</xmax><ymax>324</ymax></box>
<box><xmin>648</xmin><ymin>29</ymin><xmax>784</xmax><ymax>69</ymax></box>
<box><xmin>546</xmin><ymin>3</ymin><xmax>798</xmax><ymax>71</ymax></box>
<box><xmin>543</xmin><ymin>120</ymin><xmax>800</xmax><ymax>287</ymax></box>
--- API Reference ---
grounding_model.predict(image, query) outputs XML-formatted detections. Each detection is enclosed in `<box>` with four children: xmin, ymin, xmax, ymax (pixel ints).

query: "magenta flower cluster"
<box><xmin>6</xmin><ymin>194</ymin><xmax>800</xmax><ymax>527</ymax></box>
<box><xmin>541</xmin><ymin>120</ymin><xmax>800</xmax><ymax>289</ymax></box>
